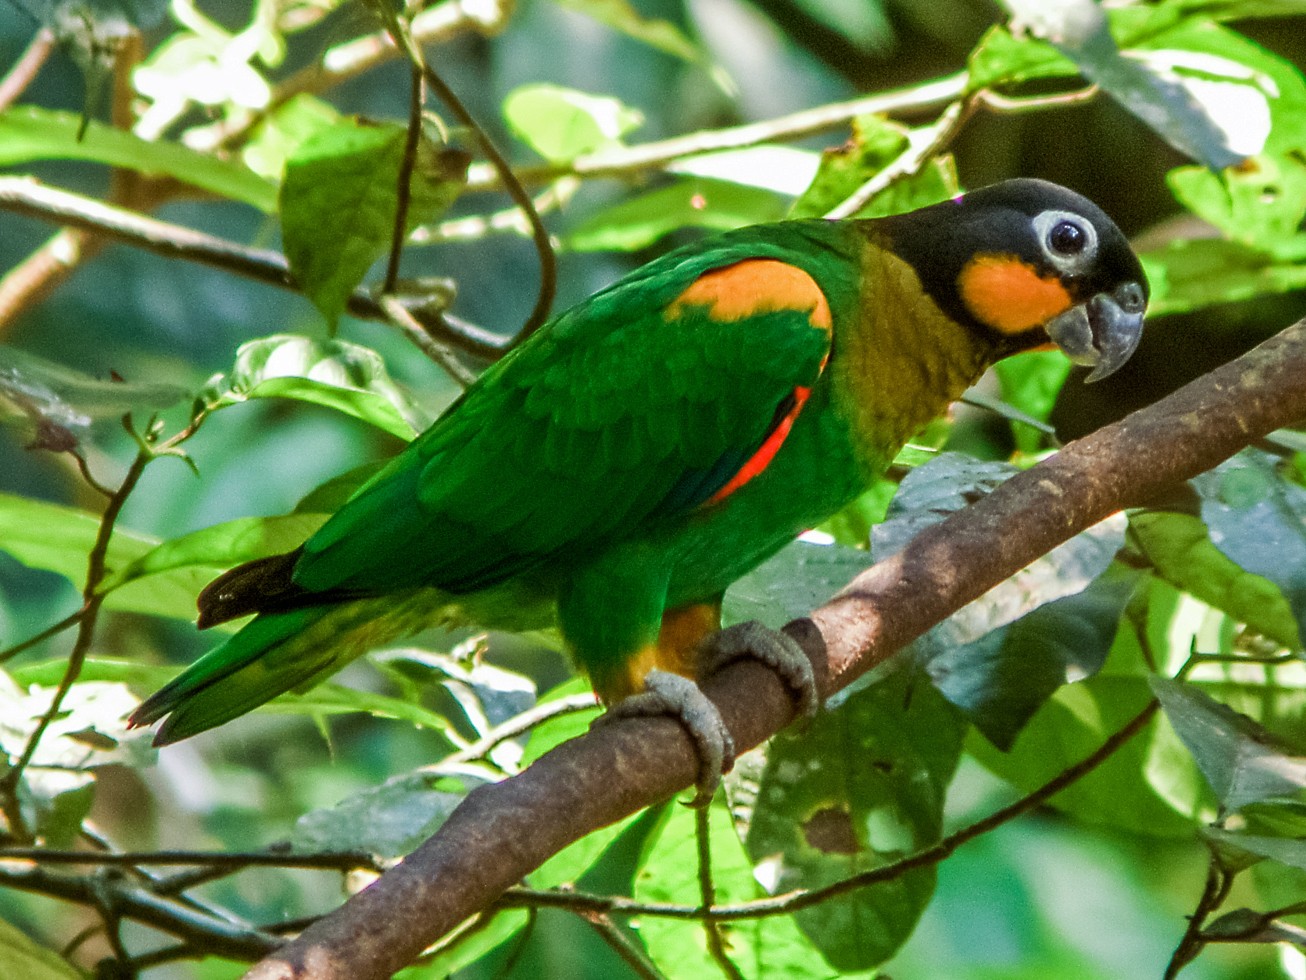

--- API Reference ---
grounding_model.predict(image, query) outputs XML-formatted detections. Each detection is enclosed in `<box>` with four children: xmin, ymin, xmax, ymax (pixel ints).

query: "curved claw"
<box><xmin>594</xmin><ymin>669</ymin><xmax>734</xmax><ymax>807</ymax></box>
<box><xmin>700</xmin><ymin>620</ymin><xmax>820</xmax><ymax>721</ymax></box>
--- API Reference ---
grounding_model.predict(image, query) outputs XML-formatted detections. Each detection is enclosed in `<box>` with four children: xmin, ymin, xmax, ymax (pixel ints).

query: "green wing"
<box><xmin>293</xmin><ymin>230</ymin><xmax>841</xmax><ymax>598</ymax></box>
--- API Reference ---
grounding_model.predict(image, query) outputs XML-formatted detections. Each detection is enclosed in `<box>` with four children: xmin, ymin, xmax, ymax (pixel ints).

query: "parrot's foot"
<box><xmin>700</xmin><ymin>620</ymin><xmax>820</xmax><ymax>722</ymax></box>
<box><xmin>597</xmin><ymin>669</ymin><xmax>734</xmax><ymax>807</ymax></box>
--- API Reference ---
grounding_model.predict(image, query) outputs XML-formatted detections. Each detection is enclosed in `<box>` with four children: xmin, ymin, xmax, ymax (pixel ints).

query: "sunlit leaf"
<box><xmin>1130</xmin><ymin>508</ymin><xmax>1302</xmax><ymax>650</ymax></box>
<box><xmin>241</xmin><ymin>93</ymin><xmax>342</xmax><ymax>180</ymax></box>
<box><xmin>1153</xmin><ymin>675</ymin><xmax>1306</xmax><ymax>812</ymax></box>
<box><xmin>0</xmin><ymin>916</ymin><xmax>82</xmax><ymax>980</ymax></box>
<box><xmin>200</xmin><ymin>334</ymin><xmax>432</xmax><ymax>438</ymax></box>
<box><xmin>394</xmin><ymin>911</ymin><xmax>531</xmax><ymax>979</ymax></box>
<box><xmin>746</xmin><ymin>667</ymin><xmax>964</xmax><ymax>969</ymax></box>
<box><xmin>1140</xmin><ymin>236</ymin><xmax>1306</xmax><ymax>316</ymax></box>
<box><xmin>565</xmin><ymin>178</ymin><xmax>787</xmax><ymax>252</ymax></box>
<box><xmin>0</xmin><ymin>107</ymin><xmax>277</xmax><ymax>211</ymax></box>
<box><xmin>789</xmin><ymin>114</ymin><xmax>957</xmax><ymax>219</ymax></box>
<box><xmin>669</xmin><ymin>145</ymin><xmax>821</xmax><ymax>196</ymax></box>
<box><xmin>99</xmin><ymin>513</ymin><xmax>327</xmax><ymax>595</ymax></box>
<box><xmin>281</xmin><ymin>119</ymin><xmax>470</xmax><ymax>324</ymax></box>
<box><xmin>1168</xmin><ymin>154</ymin><xmax>1306</xmax><ymax>250</ymax></box>
<box><xmin>503</xmin><ymin>84</ymin><xmax>642</xmax><ymax>161</ymax></box>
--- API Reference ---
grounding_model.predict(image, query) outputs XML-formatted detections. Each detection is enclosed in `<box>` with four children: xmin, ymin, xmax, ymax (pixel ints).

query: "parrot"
<box><xmin>129</xmin><ymin>178</ymin><xmax>1148</xmax><ymax>798</ymax></box>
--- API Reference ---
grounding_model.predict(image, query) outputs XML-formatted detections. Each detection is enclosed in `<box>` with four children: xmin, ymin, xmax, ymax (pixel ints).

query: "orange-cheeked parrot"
<box><xmin>130</xmin><ymin>179</ymin><xmax>1148</xmax><ymax>794</ymax></box>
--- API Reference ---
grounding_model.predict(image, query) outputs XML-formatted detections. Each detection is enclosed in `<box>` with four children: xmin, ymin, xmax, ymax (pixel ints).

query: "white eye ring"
<box><xmin>1033</xmin><ymin>209</ymin><xmax>1098</xmax><ymax>275</ymax></box>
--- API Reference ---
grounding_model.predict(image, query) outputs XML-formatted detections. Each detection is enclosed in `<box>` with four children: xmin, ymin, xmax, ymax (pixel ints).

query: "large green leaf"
<box><xmin>1168</xmin><ymin>154</ymin><xmax>1306</xmax><ymax>251</ymax></box>
<box><xmin>503</xmin><ymin>84</ymin><xmax>642</xmax><ymax>161</ymax></box>
<box><xmin>0</xmin><ymin>917</ymin><xmax>81</xmax><ymax>980</ymax></box>
<box><xmin>0</xmin><ymin>107</ymin><xmax>277</xmax><ymax>211</ymax></box>
<box><xmin>993</xmin><ymin>350</ymin><xmax>1072</xmax><ymax>455</ymax></box>
<box><xmin>1130</xmin><ymin>508</ymin><xmax>1302</xmax><ymax>650</ymax></box>
<box><xmin>636</xmin><ymin>801</ymin><xmax>850</xmax><ymax>978</ymax></box>
<box><xmin>280</xmin><ymin>120</ymin><xmax>469</xmax><ymax>324</ymax></box>
<box><xmin>1193</xmin><ymin>449</ymin><xmax>1306</xmax><ymax>642</ymax></box>
<box><xmin>200</xmin><ymin>334</ymin><xmax>432</xmax><ymax>438</ymax></box>
<box><xmin>99</xmin><ymin>513</ymin><xmax>328</xmax><ymax>595</ymax></box>
<box><xmin>293</xmin><ymin>770</ymin><xmax>470</xmax><ymax>857</ymax></box>
<box><xmin>1140</xmin><ymin>236</ymin><xmax>1306</xmax><ymax>316</ymax></box>
<box><xmin>745</xmin><ymin>667</ymin><xmax>965</xmax><ymax>970</ymax></box>
<box><xmin>1153</xmin><ymin>676</ymin><xmax>1306</xmax><ymax>813</ymax></box>
<box><xmin>927</xmin><ymin>567</ymin><xmax>1142</xmax><ymax>751</ymax></box>
<box><xmin>564</xmin><ymin>177</ymin><xmax>787</xmax><ymax>252</ymax></box>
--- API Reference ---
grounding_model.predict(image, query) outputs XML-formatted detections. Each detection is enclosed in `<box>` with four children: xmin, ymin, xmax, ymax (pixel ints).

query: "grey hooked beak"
<box><xmin>1045</xmin><ymin>281</ymin><xmax>1147</xmax><ymax>382</ymax></box>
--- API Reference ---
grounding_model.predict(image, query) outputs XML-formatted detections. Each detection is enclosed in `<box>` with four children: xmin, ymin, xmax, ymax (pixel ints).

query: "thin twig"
<box><xmin>0</xmin><ymin>847</ymin><xmax>382</xmax><ymax>870</ymax></box>
<box><xmin>577</xmin><ymin>912</ymin><xmax>663</xmax><ymax>980</ymax></box>
<box><xmin>0</xmin><ymin>608</ymin><xmax>85</xmax><ymax>665</ymax></box>
<box><xmin>696</xmin><ymin>806</ymin><xmax>744</xmax><ymax>980</ymax></box>
<box><xmin>420</xmin><ymin>63</ymin><xmax>557</xmax><ymax>347</ymax></box>
<box><xmin>0</xmin><ymin>28</ymin><xmax>55</xmax><ymax>111</ymax></box>
<box><xmin>0</xmin><ymin>178</ymin><xmax>509</xmax><ymax>359</ymax></box>
<box><xmin>379</xmin><ymin>294</ymin><xmax>479</xmax><ymax>386</ymax></box>
<box><xmin>0</xmin><ymin>439</ymin><xmax>149</xmax><ymax>839</ymax></box>
<box><xmin>1165</xmin><ymin>848</ymin><xmax>1236</xmax><ymax>979</ymax></box>
<box><xmin>424</xmin><ymin>692</ymin><xmax>600</xmax><ymax>773</ymax></box>
<box><xmin>496</xmin><ymin>699</ymin><xmax>1161</xmax><ymax>923</ymax></box>
<box><xmin>384</xmin><ymin>62</ymin><xmax>426</xmax><ymax>293</ymax></box>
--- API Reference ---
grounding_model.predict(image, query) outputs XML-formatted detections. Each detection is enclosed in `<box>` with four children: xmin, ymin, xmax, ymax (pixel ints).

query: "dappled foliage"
<box><xmin>2</xmin><ymin>0</ymin><xmax>1306</xmax><ymax>978</ymax></box>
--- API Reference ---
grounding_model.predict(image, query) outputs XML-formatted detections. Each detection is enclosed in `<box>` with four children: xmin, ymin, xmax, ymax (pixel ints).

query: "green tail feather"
<box><xmin>130</xmin><ymin>592</ymin><xmax>455</xmax><ymax>745</ymax></box>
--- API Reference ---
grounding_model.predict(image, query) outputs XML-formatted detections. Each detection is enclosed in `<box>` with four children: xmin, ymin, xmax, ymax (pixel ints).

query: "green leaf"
<box><xmin>993</xmin><ymin>350</ymin><xmax>1072</xmax><ymax>454</ymax></box>
<box><xmin>969</xmin><ymin>674</ymin><xmax>1206</xmax><ymax>835</ymax></box>
<box><xmin>100</xmin><ymin>513</ymin><xmax>328</xmax><ymax>595</ymax></box>
<box><xmin>1168</xmin><ymin>154</ymin><xmax>1306</xmax><ymax>251</ymax></box>
<box><xmin>1130</xmin><ymin>508</ymin><xmax>1302</xmax><ymax>649</ymax></box>
<box><xmin>554</xmin><ymin>0</ymin><xmax>704</xmax><ymax>62</ymax></box>
<box><xmin>564</xmin><ymin>178</ymin><xmax>787</xmax><ymax>252</ymax></box>
<box><xmin>280</xmin><ymin>119</ymin><xmax>469</xmax><ymax>324</ymax></box>
<box><xmin>668</xmin><ymin>145</ymin><xmax>821</xmax><ymax>196</ymax></box>
<box><xmin>746</xmin><ymin>668</ymin><xmax>965</xmax><ymax>969</ymax></box>
<box><xmin>1194</xmin><ymin>449</ymin><xmax>1306</xmax><ymax>643</ymax></box>
<box><xmin>998</xmin><ymin>1</ymin><xmax>1244</xmax><ymax>168</ymax></box>
<box><xmin>293</xmin><ymin>770</ymin><xmax>469</xmax><ymax>857</ymax></box>
<box><xmin>723</xmin><ymin>540</ymin><xmax>874</xmax><ymax>630</ymax></box>
<box><xmin>788</xmin><ymin>114</ymin><xmax>957</xmax><ymax>219</ymax></box>
<box><xmin>200</xmin><ymin>334</ymin><xmax>432</xmax><ymax>438</ymax></box>
<box><xmin>503</xmin><ymin>84</ymin><xmax>643</xmax><ymax>161</ymax></box>
<box><xmin>967</xmin><ymin>26</ymin><xmax>1078</xmax><ymax>91</ymax></box>
<box><xmin>0</xmin><ymin>916</ymin><xmax>82</xmax><ymax>980</ymax></box>
<box><xmin>0</xmin><ymin>106</ymin><xmax>277</xmax><ymax>212</ymax></box>
<box><xmin>0</xmin><ymin>490</ymin><xmax>158</xmax><ymax>590</ymax></box>
<box><xmin>636</xmin><ymin>802</ymin><xmax>841</xmax><ymax>978</ymax></box>
<box><xmin>241</xmin><ymin>93</ymin><xmax>341</xmax><ymax>180</ymax></box>
<box><xmin>1140</xmin><ymin>236</ymin><xmax>1306</xmax><ymax>316</ymax></box>
<box><xmin>1129</xmin><ymin>16</ymin><xmax>1306</xmax><ymax>158</ymax></box>
<box><xmin>1152</xmin><ymin>675</ymin><xmax>1306</xmax><ymax>813</ymax></box>
<box><xmin>394</xmin><ymin>910</ymin><xmax>531</xmax><ymax>979</ymax></box>
<box><xmin>1203</xmin><ymin>825</ymin><xmax>1306</xmax><ymax>872</ymax></box>
<box><xmin>0</xmin><ymin>345</ymin><xmax>186</xmax><ymax>446</ymax></box>
<box><xmin>926</xmin><ymin>567</ymin><xmax>1141</xmax><ymax>751</ymax></box>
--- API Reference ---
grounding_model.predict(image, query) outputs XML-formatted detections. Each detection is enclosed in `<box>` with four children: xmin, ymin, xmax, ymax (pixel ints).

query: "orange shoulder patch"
<box><xmin>667</xmin><ymin>259</ymin><xmax>833</xmax><ymax>331</ymax></box>
<box><xmin>957</xmin><ymin>254</ymin><xmax>1073</xmax><ymax>335</ymax></box>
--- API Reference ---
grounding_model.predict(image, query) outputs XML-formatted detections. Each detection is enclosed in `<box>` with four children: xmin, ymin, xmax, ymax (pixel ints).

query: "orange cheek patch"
<box><xmin>958</xmin><ymin>254</ymin><xmax>1073</xmax><ymax>335</ymax></box>
<box><xmin>667</xmin><ymin>259</ymin><xmax>833</xmax><ymax>332</ymax></box>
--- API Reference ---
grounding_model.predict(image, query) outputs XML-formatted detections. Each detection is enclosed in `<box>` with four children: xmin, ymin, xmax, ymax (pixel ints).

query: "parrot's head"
<box><xmin>879</xmin><ymin>178</ymin><xmax>1148</xmax><ymax>381</ymax></box>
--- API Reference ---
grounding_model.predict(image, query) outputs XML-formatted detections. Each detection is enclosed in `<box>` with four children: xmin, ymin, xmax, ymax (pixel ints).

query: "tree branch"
<box><xmin>244</xmin><ymin>319</ymin><xmax>1306</xmax><ymax>980</ymax></box>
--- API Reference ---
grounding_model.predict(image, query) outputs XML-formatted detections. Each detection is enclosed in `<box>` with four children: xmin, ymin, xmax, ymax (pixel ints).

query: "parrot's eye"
<box><xmin>1048</xmin><ymin>220</ymin><xmax>1086</xmax><ymax>255</ymax></box>
<box><xmin>1033</xmin><ymin>209</ymin><xmax>1099</xmax><ymax>274</ymax></box>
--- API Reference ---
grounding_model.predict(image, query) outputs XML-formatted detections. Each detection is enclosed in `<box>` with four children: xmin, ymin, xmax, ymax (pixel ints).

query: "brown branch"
<box><xmin>243</xmin><ymin>318</ymin><xmax>1306</xmax><ymax>980</ymax></box>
